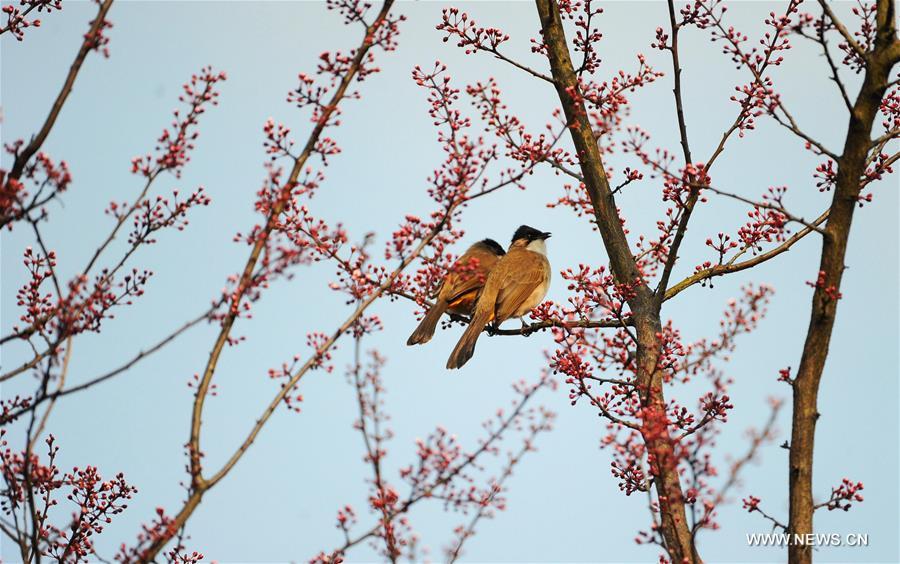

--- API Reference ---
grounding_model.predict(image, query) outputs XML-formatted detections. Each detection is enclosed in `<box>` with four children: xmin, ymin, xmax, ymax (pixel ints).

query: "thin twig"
<box><xmin>664</xmin><ymin>209</ymin><xmax>830</xmax><ymax>301</ymax></box>
<box><xmin>655</xmin><ymin>0</ymin><xmax>697</xmax><ymax>298</ymax></box>
<box><xmin>1</xmin><ymin>306</ymin><xmax>213</xmax><ymax>425</ymax></box>
<box><xmin>818</xmin><ymin>0</ymin><xmax>867</xmax><ymax>59</ymax></box>
<box><xmin>701</xmin><ymin>184</ymin><xmax>828</xmax><ymax>234</ymax></box>
<box><xmin>26</xmin><ymin>338</ymin><xmax>72</xmax><ymax>453</ymax></box>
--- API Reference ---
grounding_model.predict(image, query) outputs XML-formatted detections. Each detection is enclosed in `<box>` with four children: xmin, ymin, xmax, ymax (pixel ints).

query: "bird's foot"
<box><xmin>520</xmin><ymin>319</ymin><xmax>532</xmax><ymax>337</ymax></box>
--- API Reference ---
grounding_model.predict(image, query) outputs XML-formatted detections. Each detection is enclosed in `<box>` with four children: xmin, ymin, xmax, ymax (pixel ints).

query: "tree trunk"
<box><xmin>788</xmin><ymin>3</ymin><xmax>897</xmax><ymax>562</ymax></box>
<box><xmin>533</xmin><ymin>0</ymin><xmax>697</xmax><ymax>560</ymax></box>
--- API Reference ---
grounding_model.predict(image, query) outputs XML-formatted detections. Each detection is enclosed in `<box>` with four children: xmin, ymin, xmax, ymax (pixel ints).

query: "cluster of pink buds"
<box><xmin>0</xmin><ymin>435</ymin><xmax>137</xmax><ymax>562</ymax></box>
<box><xmin>127</xmin><ymin>189</ymin><xmax>211</xmax><ymax>246</ymax></box>
<box><xmin>806</xmin><ymin>270</ymin><xmax>843</xmax><ymax>302</ymax></box>
<box><xmin>116</xmin><ymin>507</ymin><xmax>180</xmax><ymax>562</ymax></box>
<box><xmin>436</xmin><ymin>8</ymin><xmax>510</xmax><ymax>55</ymax></box>
<box><xmin>821</xmin><ymin>479</ymin><xmax>864</xmax><ymax>511</ymax></box>
<box><xmin>0</xmin><ymin>146</ymin><xmax>72</xmax><ymax>227</ymax></box>
<box><xmin>84</xmin><ymin>3</ymin><xmax>113</xmax><ymax>57</ymax></box>
<box><xmin>131</xmin><ymin>67</ymin><xmax>227</xmax><ymax>178</ymax></box>
<box><xmin>0</xmin><ymin>0</ymin><xmax>61</xmax><ymax>40</ymax></box>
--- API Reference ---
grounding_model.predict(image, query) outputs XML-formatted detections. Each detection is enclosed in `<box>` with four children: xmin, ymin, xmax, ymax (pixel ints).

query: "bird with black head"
<box><xmin>446</xmin><ymin>225</ymin><xmax>551</xmax><ymax>369</ymax></box>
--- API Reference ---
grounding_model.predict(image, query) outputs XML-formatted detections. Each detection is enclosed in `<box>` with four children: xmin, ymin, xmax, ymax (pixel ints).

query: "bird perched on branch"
<box><xmin>446</xmin><ymin>225</ymin><xmax>551</xmax><ymax>369</ymax></box>
<box><xmin>406</xmin><ymin>238</ymin><xmax>506</xmax><ymax>346</ymax></box>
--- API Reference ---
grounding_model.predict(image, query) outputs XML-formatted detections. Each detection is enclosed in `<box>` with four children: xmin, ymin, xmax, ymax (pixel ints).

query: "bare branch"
<box><xmin>702</xmin><ymin>184</ymin><xmax>828</xmax><ymax>234</ymax></box>
<box><xmin>2</xmin><ymin>0</ymin><xmax>114</xmax><ymax>229</ymax></box>
<box><xmin>818</xmin><ymin>0</ymin><xmax>867</xmax><ymax>59</ymax></box>
<box><xmin>655</xmin><ymin>0</ymin><xmax>698</xmax><ymax>299</ymax></box>
<box><xmin>664</xmin><ymin>210</ymin><xmax>829</xmax><ymax>302</ymax></box>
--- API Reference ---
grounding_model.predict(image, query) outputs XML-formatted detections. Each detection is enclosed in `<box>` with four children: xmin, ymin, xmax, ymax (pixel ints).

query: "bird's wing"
<box><xmin>443</xmin><ymin>270</ymin><xmax>486</xmax><ymax>304</ymax></box>
<box><xmin>441</xmin><ymin>251</ymin><xmax>498</xmax><ymax>304</ymax></box>
<box><xmin>493</xmin><ymin>252</ymin><xmax>549</xmax><ymax>322</ymax></box>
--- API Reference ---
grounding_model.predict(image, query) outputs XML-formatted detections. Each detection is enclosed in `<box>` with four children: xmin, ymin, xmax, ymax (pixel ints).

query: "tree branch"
<box><xmin>788</xmin><ymin>2</ymin><xmax>897</xmax><ymax>562</ymax></box>
<box><xmin>656</xmin><ymin>0</ymin><xmax>698</xmax><ymax>299</ymax></box>
<box><xmin>2</xmin><ymin>0</ymin><xmax>114</xmax><ymax>229</ymax></box>
<box><xmin>817</xmin><ymin>0</ymin><xmax>867</xmax><ymax>60</ymax></box>
<box><xmin>664</xmin><ymin>209</ymin><xmax>829</xmax><ymax>302</ymax></box>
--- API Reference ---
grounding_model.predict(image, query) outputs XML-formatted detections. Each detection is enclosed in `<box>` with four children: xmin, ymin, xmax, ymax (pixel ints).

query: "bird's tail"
<box><xmin>406</xmin><ymin>300</ymin><xmax>448</xmax><ymax>346</ymax></box>
<box><xmin>446</xmin><ymin>310</ymin><xmax>490</xmax><ymax>369</ymax></box>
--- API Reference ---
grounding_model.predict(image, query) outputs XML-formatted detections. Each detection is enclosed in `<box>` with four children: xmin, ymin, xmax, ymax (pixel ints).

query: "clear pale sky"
<box><xmin>1</xmin><ymin>1</ymin><xmax>897</xmax><ymax>562</ymax></box>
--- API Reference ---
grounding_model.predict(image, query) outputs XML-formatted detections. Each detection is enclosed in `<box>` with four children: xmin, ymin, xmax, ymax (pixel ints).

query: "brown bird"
<box><xmin>406</xmin><ymin>238</ymin><xmax>506</xmax><ymax>346</ymax></box>
<box><xmin>446</xmin><ymin>225</ymin><xmax>551</xmax><ymax>369</ymax></box>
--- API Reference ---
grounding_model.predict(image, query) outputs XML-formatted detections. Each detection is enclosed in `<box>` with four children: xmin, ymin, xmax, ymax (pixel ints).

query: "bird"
<box><xmin>406</xmin><ymin>238</ymin><xmax>506</xmax><ymax>346</ymax></box>
<box><xmin>446</xmin><ymin>225</ymin><xmax>551</xmax><ymax>369</ymax></box>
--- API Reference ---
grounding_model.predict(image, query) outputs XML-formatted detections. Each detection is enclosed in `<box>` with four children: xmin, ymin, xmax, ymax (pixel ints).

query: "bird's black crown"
<box><xmin>479</xmin><ymin>238</ymin><xmax>506</xmax><ymax>256</ymax></box>
<box><xmin>512</xmin><ymin>225</ymin><xmax>552</xmax><ymax>243</ymax></box>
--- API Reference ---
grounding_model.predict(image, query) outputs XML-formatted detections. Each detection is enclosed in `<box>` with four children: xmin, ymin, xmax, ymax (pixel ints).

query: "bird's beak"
<box><xmin>541</xmin><ymin>232</ymin><xmax>552</xmax><ymax>240</ymax></box>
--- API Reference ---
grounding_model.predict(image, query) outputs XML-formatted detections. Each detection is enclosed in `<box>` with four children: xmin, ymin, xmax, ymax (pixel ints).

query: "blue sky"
<box><xmin>1</xmin><ymin>1</ymin><xmax>897</xmax><ymax>561</ymax></box>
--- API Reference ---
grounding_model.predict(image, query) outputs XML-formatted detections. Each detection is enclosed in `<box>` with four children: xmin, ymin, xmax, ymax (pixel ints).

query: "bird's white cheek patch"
<box><xmin>526</xmin><ymin>239</ymin><xmax>547</xmax><ymax>256</ymax></box>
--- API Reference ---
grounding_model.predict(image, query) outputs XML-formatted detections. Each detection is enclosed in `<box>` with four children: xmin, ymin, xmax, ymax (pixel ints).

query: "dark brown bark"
<box><xmin>787</xmin><ymin>2</ymin><xmax>898</xmax><ymax>563</ymax></box>
<box><xmin>533</xmin><ymin>0</ymin><xmax>697</xmax><ymax>560</ymax></box>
